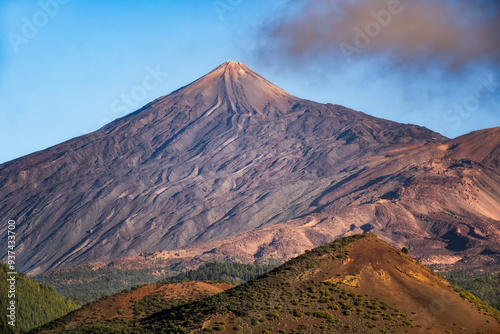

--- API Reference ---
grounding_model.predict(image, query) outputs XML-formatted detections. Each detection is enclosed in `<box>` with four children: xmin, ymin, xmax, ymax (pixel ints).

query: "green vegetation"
<box><xmin>133</xmin><ymin>291</ymin><xmax>199</xmax><ymax>317</ymax></box>
<box><xmin>31</xmin><ymin>281</ymin><xmax>228</xmax><ymax>334</ymax></box>
<box><xmin>30</xmin><ymin>234</ymin><xmax>500</xmax><ymax>333</ymax></box>
<box><xmin>449</xmin><ymin>283</ymin><xmax>500</xmax><ymax>323</ymax></box>
<box><xmin>34</xmin><ymin>264</ymin><xmax>177</xmax><ymax>306</ymax></box>
<box><xmin>132</xmin><ymin>234</ymin><xmax>411</xmax><ymax>333</ymax></box>
<box><xmin>442</xmin><ymin>270</ymin><xmax>500</xmax><ymax>310</ymax></box>
<box><xmin>401</xmin><ymin>247</ymin><xmax>409</xmax><ymax>254</ymax></box>
<box><xmin>162</xmin><ymin>261</ymin><xmax>277</xmax><ymax>285</ymax></box>
<box><xmin>0</xmin><ymin>262</ymin><xmax>78</xmax><ymax>333</ymax></box>
<box><xmin>313</xmin><ymin>310</ymin><xmax>339</xmax><ymax>324</ymax></box>
<box><xmin>438</xmin><ymin>269</ymin><xmax>500</xmax><ymax>323</ymax></box>
<box><xmin>33</xmin><ymin>234</ymin><xmax>411</xmax><ymax>333</ymax></box>
<box><xmin>35</xmin><ymin>261</ymin><xmax>276</xmax><ymax>306</ymax></box>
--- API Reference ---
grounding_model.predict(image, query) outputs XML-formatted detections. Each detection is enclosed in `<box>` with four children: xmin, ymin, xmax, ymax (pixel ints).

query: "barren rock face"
<box><xmin>0</xmin><ymin>61</ymin><xmax>497</xmax><ymax>275</ymax></box>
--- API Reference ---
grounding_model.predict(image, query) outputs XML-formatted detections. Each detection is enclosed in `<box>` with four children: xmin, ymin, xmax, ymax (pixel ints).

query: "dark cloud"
<box><xmin>259</xmin><ymin>0</ymin><xmax>500</xmax><ymax>70</ymax></box>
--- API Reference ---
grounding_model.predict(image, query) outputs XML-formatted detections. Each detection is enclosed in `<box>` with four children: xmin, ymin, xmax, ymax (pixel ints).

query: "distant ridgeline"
<box><xmin>34</xmin><ymin>261</ymin><xmax>277</xmax><ymax>306</ymax></box>
<box><xmin>0</xmin><ymin>262</ymin><xmax>78</xmax><ymax>333</ymax></box>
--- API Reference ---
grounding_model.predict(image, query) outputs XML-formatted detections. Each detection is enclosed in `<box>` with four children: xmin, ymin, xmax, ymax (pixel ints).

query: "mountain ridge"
<box><xmin>1</xmin><ymin>62</ymin><xmax>497</xmax><ymax>277</ymax></box>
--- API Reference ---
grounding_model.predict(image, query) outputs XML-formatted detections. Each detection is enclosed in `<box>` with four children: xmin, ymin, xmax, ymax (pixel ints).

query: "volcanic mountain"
<box><xmin>0</xmin><ymin>61</ymin><xmax>498</xmax><ymax>276</ymax></box>
<box><xmin>32</xmin><ymin>235</ymin><xmax>500</xmax><ymax>333</ymax></box>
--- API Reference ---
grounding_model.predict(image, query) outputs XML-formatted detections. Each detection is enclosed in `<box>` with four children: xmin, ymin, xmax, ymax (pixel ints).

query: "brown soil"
<box><xmin>328</xmin><ymin>238</ymin><xmax>500</xmax><ymax>333</ymax></box>
<box><xmin>204</xmin><ymin>237</ymin><xmax>500</xmax><ymax>333</ymax></box>
<box><xmin>45</xmin><ymin>281</ymin><xmax>233</xmax><ymax>332</ymax></box>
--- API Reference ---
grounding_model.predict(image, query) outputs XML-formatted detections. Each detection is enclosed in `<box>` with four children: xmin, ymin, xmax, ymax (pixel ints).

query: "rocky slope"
<box><xmin>38</xmin><ymin>127</ymin><xmax>500</xmax><ymax>275</ymax></box>
<box><xmin>0</xmin><ymin>61</ymin><xmax>455</xmax><ymax>275</ymax></box>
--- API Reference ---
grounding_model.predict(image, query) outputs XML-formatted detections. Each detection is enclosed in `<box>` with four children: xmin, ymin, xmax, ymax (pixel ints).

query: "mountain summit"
<box><xmin>169</xmin><ymin>61</ymin><xmax>297</xmax><ymax>113</ymax></box>
<box><xmin>2</xmin><ymin>62</ymin><xmax>497</xmax><ymax>276</ymax></box>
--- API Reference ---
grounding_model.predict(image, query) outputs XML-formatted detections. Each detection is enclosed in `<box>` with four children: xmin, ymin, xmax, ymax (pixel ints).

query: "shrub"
<box><xmin>268</xmin><ymin>310</ymin><xmax>280</xmax><ymax>319</ymax></box>
<box><xmin>213</xmin><ymin>323</ymin><xmax>225</xmax><ymax>331</ymax></box>
<box><xmin>292</xmin><ymin>308</ymin><xmax>303</xmax><ymax>317</ymax></box>
<box><xmin>314</xmin><ymin>311</ymin><xmax>339</xmax><ymax>324</ymax></box>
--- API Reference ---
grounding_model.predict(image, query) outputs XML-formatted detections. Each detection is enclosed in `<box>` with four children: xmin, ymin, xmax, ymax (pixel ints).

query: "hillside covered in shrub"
<box><xmin>33</xmin><ymin>234</ymin><xmax>500</xmax><ymax>333</ymax></box>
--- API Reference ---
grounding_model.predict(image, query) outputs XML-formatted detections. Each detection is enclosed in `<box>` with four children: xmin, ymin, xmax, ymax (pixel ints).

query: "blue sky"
<box><xmin>0</xmin><ymin>0</ymin><xmax>499</xmax><ymax>164</ymax></box>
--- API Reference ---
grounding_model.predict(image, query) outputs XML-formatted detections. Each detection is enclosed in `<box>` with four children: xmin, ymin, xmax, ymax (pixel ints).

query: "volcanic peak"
<box><xmin>171</xmin><ymin>61</ymin><xmax>297</xmax><ymax>114</ymax></box>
